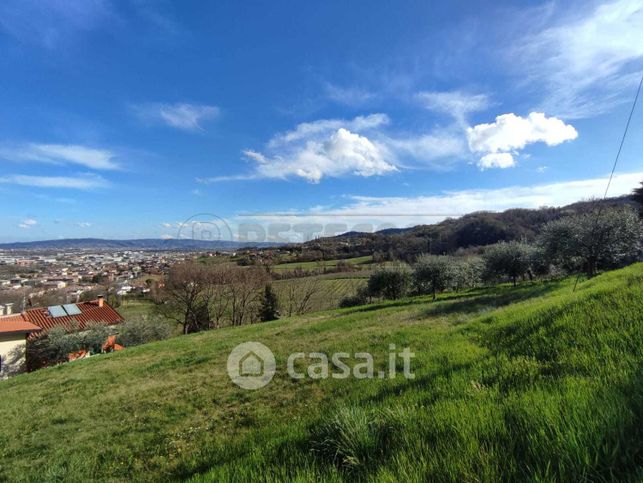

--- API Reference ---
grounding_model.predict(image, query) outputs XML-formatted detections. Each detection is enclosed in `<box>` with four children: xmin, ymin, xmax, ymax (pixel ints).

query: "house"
<box><xmin>0</xmin><ymin>304</ymin><xmax>41</xmax><ymax>379</ymax></box>
<box><xmin>18</xmin><ymin>296</ymin><xmax>125</xmax><ymax>336</ymax></box>
<box><xmin>0</xmin><ymin>297</ymin><xmax>124</xmax><ymax>378</ymax></box>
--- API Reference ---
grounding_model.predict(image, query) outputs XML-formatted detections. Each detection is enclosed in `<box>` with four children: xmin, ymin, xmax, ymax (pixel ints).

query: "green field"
<box><xmin>273</xmin><ymin>276</ymin><xmax>366</xmax><ymax>313</ymax></box>
<box><xmin>117</xmin><ymin>298</ymin><xmax>157</xmax><ymax>319</ymax></box>
<box><xmin>272</xmin><ymin>255</ymin><xmax>373</xmax><ymax>271</ymax></box>
<box><xmin>0</xmin><ymin>264</ymin><xmax>641</xmax><ymax>481</ymax></box>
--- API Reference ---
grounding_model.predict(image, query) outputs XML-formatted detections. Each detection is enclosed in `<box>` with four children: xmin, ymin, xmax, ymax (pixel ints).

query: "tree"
<box><xmin>483</xmin><ymin>241</ymin><xmax>533</xmax><ymax>286</ymax></box>
<box><xmin>367</xmin><ymin>264</ymin><xmax>412</xmax><ymax>300</ymax></box>
<box><xmin>412</xmin><ymin>255</ymin><xmax>455</xmax><ymax>300</ymax></box>
<box><xmin>633</xmin><ymin>181</ymin><xmax>643</xmax><ymax>216</ymax></box>
<box><xmin>227</xmin><ymin>266</ymin><xmax>269</xmax><ymax>325</ymax></box>
<box><xmin>161</xmin><ymin>262</ymin><xmax>211</xmax><ymax>334</ymax></box>
<box><xmin>539</xmin><ymin>206</ymin><xmax>642</xmax><ymax>278</ymax></box>
<box><xmin>258</xmin><ymin>284</ymin><xmax>279</xmax><ymax>321</ymax></box>
<box><xmin>451</xmin><ymin>257</ymin><xmax>484</xmax><ymax>291</ymax></box>
<box><xmin>277</xmin><ymin>278</ymin><xmax>321</xmax><ymax>317</ymax></box>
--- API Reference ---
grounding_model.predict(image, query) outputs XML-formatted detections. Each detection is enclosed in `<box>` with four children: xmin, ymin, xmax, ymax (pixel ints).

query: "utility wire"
<box><xmin>573</xmin><ymin>73</ymin><xmax>643</xmax><ymax>292</ymax></box>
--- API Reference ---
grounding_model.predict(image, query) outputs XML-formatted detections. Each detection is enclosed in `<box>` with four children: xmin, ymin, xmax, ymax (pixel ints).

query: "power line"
<box><xmin>573</xmin><ymin>73</ymin><xmax>643</xmax><ymax>292</ymax></box>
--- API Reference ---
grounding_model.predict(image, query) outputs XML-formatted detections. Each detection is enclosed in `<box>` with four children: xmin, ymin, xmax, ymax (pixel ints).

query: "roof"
<box><xmin>0</xmin><ymin>315</ymin><xmax>42</xmax><ymax>335</ymax></box>
<box><xmin>25</xmin><ymin>300</ymin><xmax>124</xmax><ymax>332</ymax></box>
<box><xmin>0</xmin><ymin>300</ymin><xmax>124</xmax><ymax>337</ymax></box>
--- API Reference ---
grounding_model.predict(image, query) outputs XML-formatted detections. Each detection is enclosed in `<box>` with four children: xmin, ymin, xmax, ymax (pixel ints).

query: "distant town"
<box><xmin>0</xmin><ymin>249</ymin><xmax>196</xmax><ymax>310</ymax></box>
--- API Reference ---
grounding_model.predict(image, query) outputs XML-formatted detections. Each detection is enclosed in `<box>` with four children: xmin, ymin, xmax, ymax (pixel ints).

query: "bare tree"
<box><xmin>278</xmin><ymin>277</ymin><xmax>321</xmax><ymax>316</ymax></box>
<box><xmin>227</xmin><ymin>266</ymin><xmax>269</xmax><ymax>325</ymax></box>
<box><xmin>161</xmin><ymin>262</ymin><xmax>211</xmax><ymax>334</ymax></box>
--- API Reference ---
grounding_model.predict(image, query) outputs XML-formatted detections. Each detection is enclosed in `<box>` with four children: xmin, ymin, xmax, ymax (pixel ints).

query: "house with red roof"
<box><xmin>0</xmin><ymin>304</ymin><xmax>41</xmax><ymax>379</ymax></box>
<box><xmin>0</xmin><ymin>296</ymin><xmax>124</xmax><ymax>378</ymax></box>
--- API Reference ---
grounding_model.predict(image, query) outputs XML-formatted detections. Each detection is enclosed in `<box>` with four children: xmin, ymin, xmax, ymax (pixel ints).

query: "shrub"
<box><xmin>118</xmin><ymin>318</ymin><xmax>173</xmax><ymax>347</ymax></box>
<box><xmin>367</xmin><ymin>264</ymin><xmax>412</xmax><ymax>300</ymax></box>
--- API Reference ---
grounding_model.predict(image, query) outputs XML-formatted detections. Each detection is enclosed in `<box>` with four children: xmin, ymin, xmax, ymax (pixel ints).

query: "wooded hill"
<box><xmin>291</xmin><ymin>196</ymin><xmax>640</xmax><ymax>262</ymax></box>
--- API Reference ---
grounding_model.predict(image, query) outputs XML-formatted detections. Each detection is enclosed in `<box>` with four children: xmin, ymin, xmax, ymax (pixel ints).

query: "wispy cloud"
<box><xmin>0</xmin><ymin>143</ymin><xmax>120</xmax><ymax>170</ymax></box>
<box><xmin>416</xmin><ymin>90</ymin><xmax>491</xmax><ymax>126</ymax></box>
<box><xmin>239</xmin><ymin>172</ymin><xmax>643</xmax><ymax>236</ymax></box>
<box><xmin>0</xmin><ymin>0</ymin><xmax>113</xmax><ymax>49</ymax></box>
<box><xmin>323</xmin><ymin>82</ymin><xmax>376</xmax><ymax>106</ymax></box>
<box><xmin>131</xmin><ymin>102</ymin><xmax>220</xmax><ymax>131</ymax></box>
<box><xmin>0</xmin><ymin>174</ymin><xmax>108</xmax><ymax>190</ymax></box>
<box><xmin>513</xmin><ymin>0</ymin><xmax>643</xmax><ymax>118</ymax></box>
<box><xmin>18</xmin><ymin>218</ymin><xmax>37</xmax><ymax>229</ymax></box>
<box><xmin>466</xmin><ymin>112</ymin><xmax>578</xmax><ymax>169</ymax></box>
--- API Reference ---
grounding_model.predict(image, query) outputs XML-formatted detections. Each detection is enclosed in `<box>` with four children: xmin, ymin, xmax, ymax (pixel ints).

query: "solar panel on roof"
<box><xmin>48</xmin><ymin>305</ymin><xmax>67</xmax><ymax>318</ymax></box>
<box><xmin>62</xmin><ymin>304</ymin><xmax>82</xmax><ymax>316</ymax></box>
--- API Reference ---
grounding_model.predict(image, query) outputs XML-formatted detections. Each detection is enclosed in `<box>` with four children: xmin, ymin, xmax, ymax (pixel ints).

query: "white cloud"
<box><xmin>18</xmin><ymin>218</ymin><xmax>37</xmax><ymax>229</ymax></box>
<box><xmin>478</xmin><ymin>153</ymin><xmax>516</xmax><ymax>170</ymax></box>
<box><xmin>416</xmin><ymin>90</ymin><xmax>490</xmax><ymax>125</ymax></box>
<box><xmin>0</xmin><ymin>143</ymin><xmax>120</xmax><ymax>170</ymax></box>
<box><xmin>268</xmin><ymin>114</ymin><xmax>389</xmax><ymax>147</ymax></box>
<box><xmin>466</xmin><ymin>112</ymin><xmax>578</xmax><ymax>169</ymax></box>
<box><xmin>380</xmin><ymin>132</ymin><xmax>466</xmax><ymax>167</ymax></box>
<box><xmin>256</xmin><ymin>127</ymin><xmax>397</xmax><ymax>183</ymax></box>
<box><xmin>76</xmin><ymin>222</ymin><xmax>91</xmax><ymax>228</ymax></box>
<box><xmin>228</xmin><ymin>172</ymin><xmax>643</xmax><ymax>241</ymax></box>
<box><xmin>0</xmin><ymin>174</ymin><xmax>107</xmax><ymax>190</ymax></box>
<box><xmin>514</xmin><ymin>0</ymin><xmax>643</xmax><ymax>118</ymax></box>
<box><xmin>200</xmin><ymin>113</ymin><xmax>466</xmax><ymax>183</ymax></box>
<box><xmin>132</xmin><ymin>102</ymin><xmax>220</xmax><ymax>131</ymax></box>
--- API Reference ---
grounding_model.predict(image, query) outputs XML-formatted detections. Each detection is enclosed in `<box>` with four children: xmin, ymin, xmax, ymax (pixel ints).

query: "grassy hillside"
<box><xmin>0</xmin><ymin>265</ymin><xmax>641</xmax><ymax>482</ymax></box>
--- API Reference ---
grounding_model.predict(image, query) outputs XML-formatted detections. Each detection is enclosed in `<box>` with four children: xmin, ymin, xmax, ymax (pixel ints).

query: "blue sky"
<box><xmin>1</xmin><ymin>0</ymin><xmax>642</xmax><ymax>242</ymax></box>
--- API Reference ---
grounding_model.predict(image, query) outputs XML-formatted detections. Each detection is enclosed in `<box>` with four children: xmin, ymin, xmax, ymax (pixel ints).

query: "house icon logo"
<box><xmin>227</xmin><ymin>342</ymin><xmax>276</xmax><ymax>389</ymax></box>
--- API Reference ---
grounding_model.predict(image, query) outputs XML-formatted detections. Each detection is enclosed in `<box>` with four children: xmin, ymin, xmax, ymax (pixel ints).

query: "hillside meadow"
<box><xmin>0</xmin><ymin>264</ymin><xmax>641</xmax><ymax>481</ymax></box>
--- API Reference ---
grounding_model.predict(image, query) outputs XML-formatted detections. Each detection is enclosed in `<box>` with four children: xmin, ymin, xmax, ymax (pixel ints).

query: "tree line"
<box><xmin>341</xmin><ymin>206</ymin><xmax>643</xmax><ymax>305</ymax></box>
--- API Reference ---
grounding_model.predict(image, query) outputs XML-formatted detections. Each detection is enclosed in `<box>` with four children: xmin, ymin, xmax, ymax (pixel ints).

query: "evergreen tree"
<box><xmin>259</xmin><ymin>284</ymin><xmax>279</xmax><ymax>321</ymax></box>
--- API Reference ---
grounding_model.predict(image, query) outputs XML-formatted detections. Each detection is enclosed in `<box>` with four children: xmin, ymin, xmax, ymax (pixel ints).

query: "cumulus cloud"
<box><xmin>200</xmin><ymin>113</ymin><xmax>467</xmax><ymax>183</ymax></box>
<box><xmin>0</xmin><ymin>174</ymin><xmax>107</xmax><ymax>190</ymax></box>
<box><xmin>0</xmin><ymin>143</ymin><xmax>120</xmax><ymax>170</ymax></box>
<box><xmin>132</xmin><ymin>102</ymin><xmax>220</xmax><ymax>131</ymax></box>
<box><xmin>256</xmin><ymin>127</ymin><xmax>396</xmax><ymax>183</ymax></box>
<box><xmin>466</xmin><ymin>112</ymin><xmax>578</xmax><ymax>169</ymax></box>
<box><xmin>513</xmin><ymin>0</ymin><xmax>643</xmax><ymax>118</ymax></box>
<box><xmin>268</xmin><ymin>114</ymin><xmax>389</xmax><ymax>147</ymax></box>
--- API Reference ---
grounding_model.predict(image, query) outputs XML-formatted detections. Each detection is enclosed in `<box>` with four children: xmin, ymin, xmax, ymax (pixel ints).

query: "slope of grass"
<box><xmin>0</xmin><ymin>265</ymin><xmax>641</xmax><ymax>482</ymax></box>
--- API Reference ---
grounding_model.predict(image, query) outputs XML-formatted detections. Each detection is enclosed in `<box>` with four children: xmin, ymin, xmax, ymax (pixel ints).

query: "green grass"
<box><xmin>0</xmin><ymin>264</ymin><xmax>641</xmax><ymax>482</ymax></box>
<box><xmin>272</xmin><ymin>255</ymin><xmax>373</xmax><ymax>271</ymax></box>
<box><xmin>117</xmin><ymin>298</ymin><xmax>157</xmax><ymax>320</ymax></box>
<box><xmin>272</xmin><ymin>276</ymin><xmax>367</xmax><ymax>312</ymax></box>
